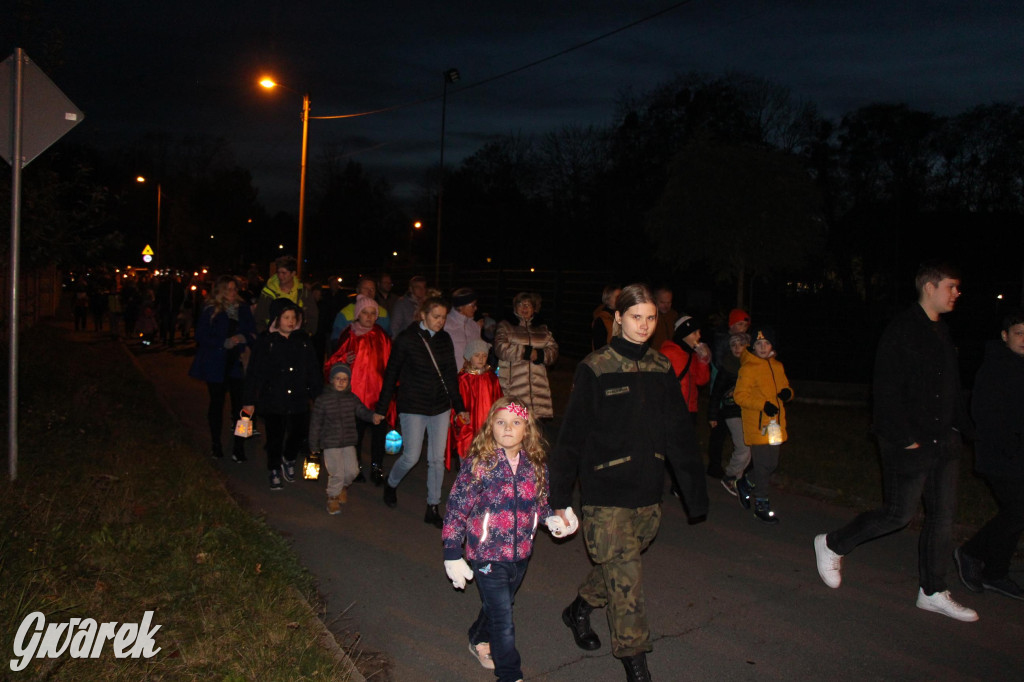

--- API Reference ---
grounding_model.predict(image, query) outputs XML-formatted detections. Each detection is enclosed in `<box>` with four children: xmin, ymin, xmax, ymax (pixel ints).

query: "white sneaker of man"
<box><xmin>814</xmin><ymin>534</ymin><xmax>842</xmax><ymax>588</ymax></box>
<box><xmin>916</xmin><ymin>589</ymin><xmax>979</xmax><ymax>622</ymax></box>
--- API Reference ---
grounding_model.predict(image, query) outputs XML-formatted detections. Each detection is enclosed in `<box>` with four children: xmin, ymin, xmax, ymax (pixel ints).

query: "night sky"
<box><xmin>6</xmin><ymin>1</ymin><xmax>1023</xmax><ymax>212</ymax></box>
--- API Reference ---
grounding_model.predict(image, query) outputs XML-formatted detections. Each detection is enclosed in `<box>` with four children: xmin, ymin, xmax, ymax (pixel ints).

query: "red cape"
<box><xmin>325</xmin><ymin>325</ymin><xmax>396</xmax><ymax>424</ymax></box>
<box><xmin>447</xmin><ymin>369</ymin><xmax>503</xmax><ymax>468</ymax></box>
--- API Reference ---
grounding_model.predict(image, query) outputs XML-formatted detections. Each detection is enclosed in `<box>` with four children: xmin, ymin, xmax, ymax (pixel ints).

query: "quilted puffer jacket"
<box><xmin>494</xmin><ymin>316</ymin><xmax>558</xmax><ymax>418</ymax></box>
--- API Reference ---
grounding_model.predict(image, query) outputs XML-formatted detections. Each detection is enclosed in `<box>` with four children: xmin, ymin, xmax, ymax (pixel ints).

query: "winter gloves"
<box><xmin>444</xmin><ymin>507</ymin><xmax>580</xmax><ymax>590</ymax></box>
<box><xmin>544</xmin><ymin>507</ymin><xmax>579</xmax><ymax>538</ymax></box>
<box><xmin>444</xmin><ymin>558</ymin><xmax>474</xmax><ymax>589</ymax></box>
<box><xmin>762</xmin><ymin>388</ymin><xmax>791</xmax><ymax>417</ymax></box>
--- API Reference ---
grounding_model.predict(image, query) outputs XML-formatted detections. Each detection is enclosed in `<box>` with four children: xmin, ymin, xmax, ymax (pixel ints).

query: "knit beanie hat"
<box><xmin>749</xmin><ymin>325</ymin><xmax>777</xmax><ymax>350</ymax></box>
<box><xmin>329</xmin><ymin>363</ymin><xmax>351</xmax><ymax>380</ymax></box>
<box><xmin>354</xmin><ymin>294</ymin><xmax>378</xmax><ymax>319</ymax></box>
<box><xmin>463</xmin><ymin>338</ymin><xmax>491</xmax><ymax>361</ymax></box>
<box><xmin>728</xmin><ymin>332</ymin><xmax>751</xmax><ymax>349</ymax></box>
<box><xmin>728</xmin><ymin>308</ymin><xmax>750</xmax><ymax>328</ymax></box>
<box><xmin>673</xmin><ymin>315</ymin><xmax>700</xmax><ymax>344</ymax></box>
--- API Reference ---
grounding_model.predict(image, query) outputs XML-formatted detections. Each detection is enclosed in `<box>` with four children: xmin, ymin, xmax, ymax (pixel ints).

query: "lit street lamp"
<box><xmin>135</xmin><ymin>176</ymin><xmax>162</xmax><ymax>269</ymax></box>
<box><xmin>259</xmin><ymin>78</ymin><xmax>310</xmax><ymax>278</ymax></box>
<box><xmin>435</xmin><ymin>68</ymin><xmax>459</xmax><ymax>285</ymax></box>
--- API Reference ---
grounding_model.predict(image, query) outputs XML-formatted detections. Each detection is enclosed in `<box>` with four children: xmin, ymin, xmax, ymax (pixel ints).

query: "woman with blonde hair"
<box><xmin>189</xmin><ymin>275</ymin><xmax>257</xmax><ymax>461</ymax></box>
<box><xmin>442</xmin><ymin>396</ymin><xmax>577</xmax><ymax>680</ymax></box>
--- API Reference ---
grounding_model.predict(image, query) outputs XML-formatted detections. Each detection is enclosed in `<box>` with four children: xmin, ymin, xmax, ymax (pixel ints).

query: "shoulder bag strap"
<box><xmin>420</xmin><ymin>336</ymin><xmax>456</xmax><ymax>404</ymax></box>
<box><xmin>676</xmin><ymin>351</ymin><xmax>694</xmax><ymax>381</ymax></box>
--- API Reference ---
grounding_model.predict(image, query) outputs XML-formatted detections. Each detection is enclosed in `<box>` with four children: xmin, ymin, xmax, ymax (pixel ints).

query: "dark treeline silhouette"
<box><xmin>5</xmin><ymin>71</ymin><xmax>1022</xmax><ymax>381</ymax></box>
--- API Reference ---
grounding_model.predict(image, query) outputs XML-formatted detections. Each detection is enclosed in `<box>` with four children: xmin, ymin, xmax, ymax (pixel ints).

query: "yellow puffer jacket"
<box><xmin>733</xmin><ymin>349</ymin><xmax>792</xmax><ymax>445</ymax></box>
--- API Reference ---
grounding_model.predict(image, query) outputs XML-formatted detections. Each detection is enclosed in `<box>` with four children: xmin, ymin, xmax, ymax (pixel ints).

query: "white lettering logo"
<box><xmin>10</xmin><ymin>611</ymin><xmax>161</xmax><ymax>672</ymax></box>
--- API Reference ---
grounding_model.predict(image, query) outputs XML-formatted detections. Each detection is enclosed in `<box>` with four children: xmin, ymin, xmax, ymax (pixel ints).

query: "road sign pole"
<box><xmin>8</xmin><ymin>49</ymin><xmax>24</xmax><ymax>481</ymax></box>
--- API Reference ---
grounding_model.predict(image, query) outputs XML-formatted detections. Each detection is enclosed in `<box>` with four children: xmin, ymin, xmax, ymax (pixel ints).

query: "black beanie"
<box><xmin>672</xmin><ymin>315</ymin><xmax>700</xmax><ymax>345</ymax></box>
<box><xmin>749</xmin><ymin>325</ymin><xmax>777</xmax><ymax>350</ymax></box>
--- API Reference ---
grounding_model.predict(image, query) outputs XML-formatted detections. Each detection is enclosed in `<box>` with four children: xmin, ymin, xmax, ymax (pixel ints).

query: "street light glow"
<box><xmin>258</xmin><ymin>76</ymin><xmax>310</xmax><ymax>276</ymax></box>
<box><xmin>136</xmin><ymin>176</ymin><xmax>146</xmax><ymax>183</ymax></box>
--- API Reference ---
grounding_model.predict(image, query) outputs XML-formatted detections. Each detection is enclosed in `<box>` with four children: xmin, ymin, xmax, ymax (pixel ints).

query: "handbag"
<box><xmin>234</xmin><ymin>410</ymin><xmax>254</xmax><ymax>438</ymax></box>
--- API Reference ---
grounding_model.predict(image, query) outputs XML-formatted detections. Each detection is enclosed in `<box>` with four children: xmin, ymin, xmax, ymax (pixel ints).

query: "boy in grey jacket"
<box><xmin>310</xmin><ymin>364</ymin><xmax>382</xmax><ymax>514</ymax></box>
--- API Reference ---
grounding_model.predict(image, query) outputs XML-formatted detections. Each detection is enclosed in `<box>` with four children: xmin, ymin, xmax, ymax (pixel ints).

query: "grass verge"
<box><xmin>1</xmin><ymin>326</ymin><xmax>351</xmax><ymax>680</ymax></box>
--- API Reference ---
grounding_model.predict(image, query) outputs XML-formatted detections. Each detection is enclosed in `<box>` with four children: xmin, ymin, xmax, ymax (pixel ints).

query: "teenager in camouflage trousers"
<box><xmin>549</xmin><ymin>284</ymin><xmax>708</xmax><ymax>682</ymax></box>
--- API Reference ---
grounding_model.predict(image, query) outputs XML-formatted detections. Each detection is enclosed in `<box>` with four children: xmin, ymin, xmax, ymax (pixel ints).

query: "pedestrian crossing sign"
<box><xmin>142</xmin><ymin>244</ymin><xmax>154</xmax><ymax>256</ymax></box>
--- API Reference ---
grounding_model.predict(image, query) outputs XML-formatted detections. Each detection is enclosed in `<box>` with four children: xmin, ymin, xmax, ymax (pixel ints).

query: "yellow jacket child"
<box><xmin>732</xmin><ymin>326</ymin><xmax>793</xmax><ymax>523</ymax></box>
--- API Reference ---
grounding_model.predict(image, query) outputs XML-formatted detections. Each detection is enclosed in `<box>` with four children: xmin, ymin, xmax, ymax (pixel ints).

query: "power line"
<box><xmin>311</xmin><ymin>1</ymin><xmax>696</xmax><ymax>121</ymax></box>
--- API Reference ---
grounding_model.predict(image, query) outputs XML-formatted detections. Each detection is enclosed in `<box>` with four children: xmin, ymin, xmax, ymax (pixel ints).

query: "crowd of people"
<box><xmin>169</xmin><ymin>258</ymin><xmax>1019</xmax><ymax>682</ymax></box>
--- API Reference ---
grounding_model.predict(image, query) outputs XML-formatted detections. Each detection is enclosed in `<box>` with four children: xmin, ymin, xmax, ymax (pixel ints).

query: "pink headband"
<box><xmin>506</xmin><ymin>403</ymin><xmax>529</xmax><ymax>421</ymax></box>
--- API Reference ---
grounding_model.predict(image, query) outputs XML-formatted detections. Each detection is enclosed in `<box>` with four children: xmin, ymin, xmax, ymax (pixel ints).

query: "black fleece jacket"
<box><xmin>376</xmin><ymin>324</ymin><xmax>466</xmax><ymax>417</ymax></box>
<box><xmin>549</xmin><ymin>336</ymin><xmax>708</xmax><ymax>515</ymax></box>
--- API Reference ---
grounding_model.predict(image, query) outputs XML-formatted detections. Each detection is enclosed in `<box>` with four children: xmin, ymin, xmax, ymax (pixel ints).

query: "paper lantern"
<box><xmin>385</xmin><ymin>429</ymin><xmax>403</xmax><ymax>455</ymax></box>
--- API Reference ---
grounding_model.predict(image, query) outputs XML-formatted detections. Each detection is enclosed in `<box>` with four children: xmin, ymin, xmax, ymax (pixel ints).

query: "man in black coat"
<box><xmin>814</xmin><ymin>262</ymin><xmax>979</xmax><ymax>622</ymax></box>
<box><xmin>954</xmin><ymin>310</ymin><xmax>1024</xmax><ymax>600</ymax></box>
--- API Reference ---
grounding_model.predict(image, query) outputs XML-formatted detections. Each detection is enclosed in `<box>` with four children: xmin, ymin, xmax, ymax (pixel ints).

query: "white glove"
<box><xmin>444</xmin><ymin>558</ymin><xmax>474</xmax><ymax>590</ymax></box>
<box><xmin>545</xmin><ymin>507</ymin><xmax>579</xmax><ymax>538</ymax></box>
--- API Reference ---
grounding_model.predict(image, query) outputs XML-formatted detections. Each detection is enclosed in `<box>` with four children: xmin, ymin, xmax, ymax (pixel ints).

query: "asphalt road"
<box><xmin>131</xmin><ymin>340</ymin><xmax>1022</xmax><ymax>682</ymax></box>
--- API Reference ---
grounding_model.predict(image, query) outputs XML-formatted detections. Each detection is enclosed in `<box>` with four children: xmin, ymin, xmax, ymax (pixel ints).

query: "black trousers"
<box><xmin>355</xmin><ymin>419</ymin><xmax>387</xmax><ymax>469</ymax></box>
<box><xmin>962</xmin><ymin>475</ymin><xmax>1024</xmax><ymax>580</ymax></box>
<box><xmin>205</xmin><ymin>379</ymin><xmax>246</xmax><ymax>457</ymax></box>
<box><xmin>262</xmin><ymin>412</ymin><xmax>309</xmax><ymax>471</ymax></box>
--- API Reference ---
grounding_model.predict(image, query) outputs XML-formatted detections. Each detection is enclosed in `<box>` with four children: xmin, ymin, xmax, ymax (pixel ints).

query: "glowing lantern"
<box><xmin>385</xmin><ymin>429</ymin><xmax>403</xmax><ymax>455</ymax></box>
<box><xmin>303</xmin><ymin>451</ymin><xmax>322</xmax><ymax>480</ymax></box>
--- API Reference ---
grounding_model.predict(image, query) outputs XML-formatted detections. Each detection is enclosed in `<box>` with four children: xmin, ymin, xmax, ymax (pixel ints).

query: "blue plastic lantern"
<box><xmin>385</xmin><ymin>429</ymin><xmax>403</xmax><ymax>455</ymax></box>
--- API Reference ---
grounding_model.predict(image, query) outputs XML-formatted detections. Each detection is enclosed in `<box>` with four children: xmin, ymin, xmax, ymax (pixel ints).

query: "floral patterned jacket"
<box><xmin>442</xmin><ymin>449</ymin><xmax>551</xmax><ymax>562</ymax></box>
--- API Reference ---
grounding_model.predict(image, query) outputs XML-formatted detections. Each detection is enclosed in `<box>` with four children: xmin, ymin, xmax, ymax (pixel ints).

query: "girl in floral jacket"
<box><xmin>441</xmin><ymin>397</ymin><xmax>576</xmax><ymax>682</ymax></box>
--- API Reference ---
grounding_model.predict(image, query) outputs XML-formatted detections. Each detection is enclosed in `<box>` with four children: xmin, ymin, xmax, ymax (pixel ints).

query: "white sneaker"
<box><xmin>915</xmin><ymin>589</ymin><xmax>978</xmax><ymax>622</ymax></box>
<box><xmin>814</xmin><ymin>534</ymin><xmax>842</xmax><ymax>588</ymax></box>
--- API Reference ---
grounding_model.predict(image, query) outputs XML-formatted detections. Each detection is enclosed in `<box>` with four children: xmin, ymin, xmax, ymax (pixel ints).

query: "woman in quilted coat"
<box><xmin>494</xmin><ymin>292</ymin><xmax>558</xmax><ymax>419</ymax></box>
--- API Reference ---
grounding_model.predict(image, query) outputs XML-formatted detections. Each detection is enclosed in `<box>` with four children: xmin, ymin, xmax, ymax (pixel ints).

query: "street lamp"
<box><xmin>435</xmin><ymin>68</ymin><xmax>459</xmax><ymax>285</ymax></box>
<box><xmin>259</xmin><ymin>78</ymin><xmax>310</xmax><ymax>278</ymax></box>
<box><xmin>135</xmin><ymin>176</ymin><xmax>162</xmax><ymax>269</ymax></box>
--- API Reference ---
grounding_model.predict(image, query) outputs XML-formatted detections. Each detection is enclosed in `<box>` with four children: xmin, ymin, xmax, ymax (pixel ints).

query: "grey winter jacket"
<box><xmin>309</xmin><ymin>387</ymin><xmax>376</xmax><ymax>451</ymax></box>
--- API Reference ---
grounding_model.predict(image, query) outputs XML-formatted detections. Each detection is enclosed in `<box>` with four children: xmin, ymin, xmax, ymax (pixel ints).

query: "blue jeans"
<box><xmin>387</xmin><ymin>412</ymin><xmax>450</xmax><ymax>505</ymax></box>
<box><xmin>469</xmin><ymin>559</ymin><xmax>528</xmax><ymax>682</ymax></box>
<box><xmin>827</xmin><ymin>435</ymin><xmax>961</xmax><ymax>594</ymax></box>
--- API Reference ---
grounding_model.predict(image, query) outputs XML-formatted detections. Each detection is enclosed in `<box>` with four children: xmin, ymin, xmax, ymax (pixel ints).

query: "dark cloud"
<box><xmin>8</xmin><ymin>1</ymin><xmax>1022</xmax><ymax>211</ymax></box>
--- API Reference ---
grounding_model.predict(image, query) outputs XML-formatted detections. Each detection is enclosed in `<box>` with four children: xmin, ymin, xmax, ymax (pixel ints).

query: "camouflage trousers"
<box><xmin>578</xmin><ymin>504</ymin><xmax>662</xmax><ymax>657</ymax></box>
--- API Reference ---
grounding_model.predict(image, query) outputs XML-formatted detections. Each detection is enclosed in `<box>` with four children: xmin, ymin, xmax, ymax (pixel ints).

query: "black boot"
<box><xmin>424</xmin><ymin>504</ymin><xmax>443</xmax><ymax>529</ymax></box>
<box><xmin>383</xmin><ymin>483</ymin><xmax>398</xmax><ymax>508</ymax></box>
<box><xmin>562</xmin><ymin>594</ymin><xmax>601</xmax><ymax>650</ymax></box>
<box><xmin>621</xmin><ymin>652</ymin><xmax>652</xmax><ymax>682</ymax></box>
<box><xmin>370</xmin><ymin>464</ymin><xmax>384</xmax><ymax>486</ymax></box>
<box><xmin>353</xmin><ymin>465</ymin><xmax>366</xmax><ymax>483</ymax></box>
